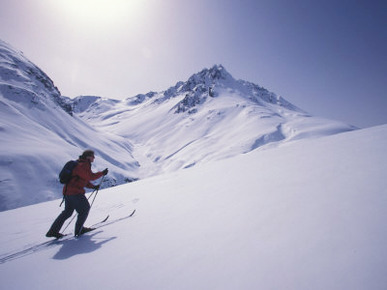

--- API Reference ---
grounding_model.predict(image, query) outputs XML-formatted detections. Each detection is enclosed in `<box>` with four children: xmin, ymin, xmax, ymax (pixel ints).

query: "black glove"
<box><xmin>93</xmin><ymin>185</ymin><xmax>100</xmax><ymax>190</ymax></box>
<box><xmin>102</xmin><ymin>168</ymin><xmax>109</xmax><ymax>176</ymax></box>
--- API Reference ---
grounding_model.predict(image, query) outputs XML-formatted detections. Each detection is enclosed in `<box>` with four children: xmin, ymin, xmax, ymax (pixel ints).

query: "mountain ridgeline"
<box><xmin>67</xmin><ymin>64</ymin><xmax>354</xmax><ymax>177</ymax></box>
<box><xmin>0</xmin><ymin>40</ymin><xmax>354</xmax><ymax>211</ymax></box>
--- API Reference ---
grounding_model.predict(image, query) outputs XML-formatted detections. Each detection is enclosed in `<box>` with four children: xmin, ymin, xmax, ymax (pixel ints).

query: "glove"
<box><xmin>102</xmin><ymin>168</ymin><xmax>109</xmax><ymax>176</ymax></box>
<box><xmin>93</xmin><ymin>185</ymin><xmax>100</xmax><ymax>190</ymax></box>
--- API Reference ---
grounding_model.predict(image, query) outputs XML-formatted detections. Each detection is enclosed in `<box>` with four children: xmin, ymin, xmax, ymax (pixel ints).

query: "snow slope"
<box><xmin>1</xmin><ymin>124</ymin><xmax>386</xmax><ymax>290</ymax></box>
<box><xmin>0</xmin><ymin>40</ymin><xmax>139</xmax><ymax>211</ymax></box>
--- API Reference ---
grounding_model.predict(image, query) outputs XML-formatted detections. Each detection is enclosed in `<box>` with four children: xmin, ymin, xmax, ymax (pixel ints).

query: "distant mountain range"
<box><xmin>0</xmin><ymin>39</ymin><xmax>355</xmax><ymax>211</ymax></box>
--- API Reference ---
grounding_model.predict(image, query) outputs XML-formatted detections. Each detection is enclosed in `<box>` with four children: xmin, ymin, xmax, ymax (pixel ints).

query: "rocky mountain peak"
<box><xmin>0</xmin><ymin>39</ymin><xmax>71</xmax><ymax>114</ymax></box>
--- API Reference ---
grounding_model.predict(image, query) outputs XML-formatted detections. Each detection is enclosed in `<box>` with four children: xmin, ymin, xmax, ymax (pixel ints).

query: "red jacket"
<box><xmin>63</xmin><ymin>159</ymin><xmax>103</xmax><ymax>195</ymax></box>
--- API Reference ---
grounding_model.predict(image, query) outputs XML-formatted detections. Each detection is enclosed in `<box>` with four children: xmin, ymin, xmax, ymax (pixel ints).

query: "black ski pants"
<box><xmin>48</xmin><ymin>194</ymin><xmax>90</xmax><ymax>235</ymax></box>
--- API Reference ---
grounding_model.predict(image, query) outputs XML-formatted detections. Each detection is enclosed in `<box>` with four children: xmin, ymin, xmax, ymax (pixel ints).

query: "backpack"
<box><xmin>59</xmin><ymin>160</ymin><xmax>78</xmax><ymax>184</ymax></box>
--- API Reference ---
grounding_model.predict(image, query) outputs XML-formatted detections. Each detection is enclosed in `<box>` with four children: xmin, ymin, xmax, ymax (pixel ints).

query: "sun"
<box><xmin>51</xmin><ymin>0</ymin><xmax>145</xmax><ymax>29</ymax></box>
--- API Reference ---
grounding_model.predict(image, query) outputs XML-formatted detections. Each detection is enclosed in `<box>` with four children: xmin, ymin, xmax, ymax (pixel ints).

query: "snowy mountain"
<box><xmin>0</xmin><ymin>40</ymin><xmax>139</xmax><ymax>211</ymax></box>
<box><xmin>0</xmin><ymin>39</ymin><xmax>355</xmax><ymax>211</ymax></box>
<box><xmin>1</xmin><ymin>124</ymin><xmax>386</xmax><ymax>290</ymax></box>
<box><xmin>70</xmin><ymin>64</ymin><xmax>355</xmax><ymax>177</ymax></box>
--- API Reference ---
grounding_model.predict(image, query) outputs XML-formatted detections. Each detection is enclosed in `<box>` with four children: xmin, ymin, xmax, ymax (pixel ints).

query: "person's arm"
<box><xmin>74</xmin><ymin>162</ymin><xmax>104</xmax><ymax>181</ymax></box>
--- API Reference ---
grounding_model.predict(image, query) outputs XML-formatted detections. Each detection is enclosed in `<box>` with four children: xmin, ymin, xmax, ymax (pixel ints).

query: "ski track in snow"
<box><xmin>0</xmin><ymin>210</ymin><xmax>136</xmax><ymax>264</ymax></box>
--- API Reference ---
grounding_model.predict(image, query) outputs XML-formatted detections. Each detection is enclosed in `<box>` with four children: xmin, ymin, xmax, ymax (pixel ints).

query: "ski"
<box><xmin>61</xmin><ymin>215</ymin><xmax>109</xmax><ymax>238</ymax></box>
<box><xmin>90</xmin><ymin>214</ymin><xmax>110</xmax><ymax>228</ymax></box>
<box><xmin>0</xmin><ymin>209</ymin><xmax>136</xmax><ymax>264</ymax></box>
<box><xmin>0</xmin><ymin>237</ymin><xmax>66</xmax><ymax>264</ymax></box>
<box><xmin>75</xmin><ymin>210</ymin><xmax>135</xmax><ymax>237</ymax></box>
<box><xmin>88</xmin><ymin>209</ymin><xmax>136</xmax><ymax>231</ymax></box>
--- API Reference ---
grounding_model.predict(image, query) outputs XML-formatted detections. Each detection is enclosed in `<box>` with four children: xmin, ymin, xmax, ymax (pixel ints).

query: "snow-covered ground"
<box><xmin>0</xmin><ymin>39</ymin><xmax>139</xmax><ymax>211</ymax></box>
<box><xmin>1</xmin><ymin>124</ymin><xmax>386</xmax><ymax>290</ymax></box>
<box><xmin>1</xmin><ymin>39</ymin><xmax>355</xmax><ymax>211</ymax></box>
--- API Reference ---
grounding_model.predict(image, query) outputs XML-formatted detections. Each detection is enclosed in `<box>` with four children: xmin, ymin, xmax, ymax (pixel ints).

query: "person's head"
<box><xmin>80</xmin><ymin>150</ymin><xmax>95</xmax><ymax>162</ymax></box>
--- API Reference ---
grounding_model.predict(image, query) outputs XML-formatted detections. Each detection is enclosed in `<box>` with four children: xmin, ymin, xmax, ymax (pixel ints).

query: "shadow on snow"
<box><xmin>52</xmin><ymin>231</ymin><xmax>116</xmax><ymax>260</ymax></box>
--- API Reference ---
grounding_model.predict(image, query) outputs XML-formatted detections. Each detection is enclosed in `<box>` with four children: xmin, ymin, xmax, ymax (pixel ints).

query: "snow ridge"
<box><xmin>70</xmin><ymin>65</ymin><xmax>354</xmax><ymax>178</ymax></box>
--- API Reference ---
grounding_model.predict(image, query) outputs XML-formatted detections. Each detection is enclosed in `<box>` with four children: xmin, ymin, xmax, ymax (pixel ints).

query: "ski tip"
<box><xmin>130</xmin><ymin>209</ymin><xmax>136</xmax><ymax>217</ymax></box>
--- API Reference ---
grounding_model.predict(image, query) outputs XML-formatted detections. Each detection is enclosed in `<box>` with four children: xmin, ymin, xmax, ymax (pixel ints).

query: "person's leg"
<box><xmin>71</xmin><ymin>194</ymin><xmax>91</xmax><ymax>236</ymax></box>
<box><xmin>46</xmin><ymin>196</ymin><xmax>74</xmax><ymax>237</ymax></box>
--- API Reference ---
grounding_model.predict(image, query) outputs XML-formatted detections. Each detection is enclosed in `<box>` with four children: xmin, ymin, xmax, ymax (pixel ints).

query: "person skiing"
<box><xmin>46</xmin><ymin>150</ymin><xmax>108</xmax><ymax>238</ymax></box>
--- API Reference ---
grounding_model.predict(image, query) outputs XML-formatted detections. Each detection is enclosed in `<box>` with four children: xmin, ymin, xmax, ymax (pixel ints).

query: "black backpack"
<box><xmin>59</xmin><ymin>160</ymin><xmax>78</xmax><ymax>184</ymax></box>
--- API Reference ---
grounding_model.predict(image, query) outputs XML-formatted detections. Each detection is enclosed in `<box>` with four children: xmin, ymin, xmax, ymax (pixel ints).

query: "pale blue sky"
<box><xmin>0</xmin><ymin>0</ymin><xmax>386</xmax><ymax>128</ymax></box>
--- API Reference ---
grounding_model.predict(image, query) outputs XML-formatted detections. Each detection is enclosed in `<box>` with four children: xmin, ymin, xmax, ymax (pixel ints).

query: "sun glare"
<box><xmin>52</xmin><ymin>0</ymin><xmax>145</xmax><ymax>29</ymax></box>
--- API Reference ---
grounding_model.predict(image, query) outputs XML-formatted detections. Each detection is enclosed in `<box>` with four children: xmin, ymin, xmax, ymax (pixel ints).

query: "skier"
<box><xmin>46</xmin><ymin>150</ymin><xmax>108</xmax><ymax>238</ymax></box>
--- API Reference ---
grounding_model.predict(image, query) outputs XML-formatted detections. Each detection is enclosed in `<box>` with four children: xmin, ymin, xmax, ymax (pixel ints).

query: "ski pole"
<box><xmin>61</xmin><ymin>177</ymin><xmax>104</xmax><ymax>234</ymax></box>
<box><xmin>90</xmin><ymin>176</ymin><xmax>104</xmax><ymax>208</ymax></box>
<box><xmin>61</xmin><ymin>188</ymin><xmax>97</xmax><ymax>234</ymax></box>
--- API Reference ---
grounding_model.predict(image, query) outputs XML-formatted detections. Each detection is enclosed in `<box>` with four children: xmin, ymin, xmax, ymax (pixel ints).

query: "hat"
<box><xmin>80</xmin><ymin>150</ymin><xmax>95</xmax><ymax>159</ymax></box>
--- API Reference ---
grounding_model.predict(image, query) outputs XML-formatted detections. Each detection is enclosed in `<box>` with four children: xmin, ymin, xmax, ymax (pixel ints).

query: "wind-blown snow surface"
<box><xmin>1</xmin><ymin>125</ymin><xmax>386</xmax><ymax>290</ymax></box>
